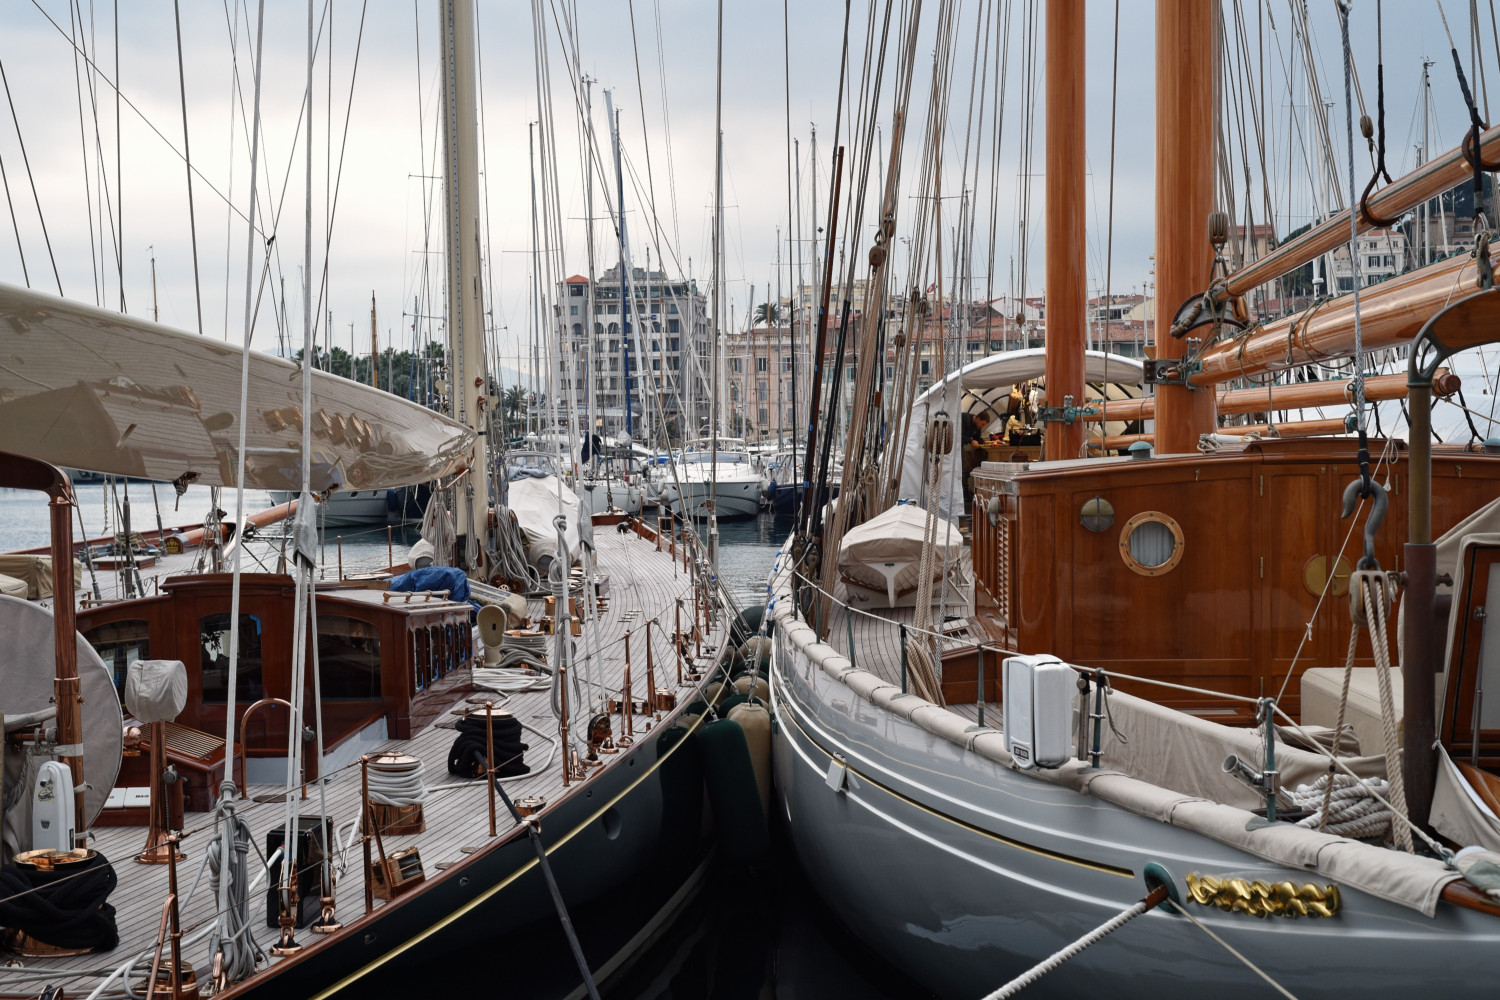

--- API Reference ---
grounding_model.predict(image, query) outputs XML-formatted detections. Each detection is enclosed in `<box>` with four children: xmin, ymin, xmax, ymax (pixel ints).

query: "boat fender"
<box><xmin>730</xmin><ymin>605</ymin><xmax>773</xmax><ymax>647</ymax></box>
<box><xmin>731</xmin><ymin>675</ymin><xmax>769</xmax><ymax>703</ymax></box>
<box><xmin>737</xmin><ymin>636</ymin><xmax>773</xmax><ymax>670</ymax></box>
<box><xmin>697</xmin><ymin>719</ymin><xmax>769</xmax><ymax>863</ymax></box>
<box><xmin>716</xmin><ymin>693</ymin><xmax>751</xmax><ymax>715</ymax></box>
<box><xmin>726</xmin><ymin>702</ymin><xmax>772</xmax><ymax>821</ymax></box>
<box><xmin>703</xmin><ymin>678</ymin><xmax>734</xmax><ymax>706</ymax></box>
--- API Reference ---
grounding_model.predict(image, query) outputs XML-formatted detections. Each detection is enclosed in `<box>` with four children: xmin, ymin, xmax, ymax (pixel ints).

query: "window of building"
<box><xmin>199</xmin><ymin>613</ymin><xmax>264</xmax><ymax>704</ymax></box>
<box><xmin>757</xmin><ymin>382</ymin><xmax>768</xmax><ymax>401</ymax></box>
<box><xmin>572</xmin><ymin>323</ymin><xmax>582</xmax><ymax>338</ymax></box>
<box><xmin>570</xmin><ymin>305</ymin><xmax>578</xmax><ymax>315</ymax></box>
<box><xmin>610</xmin><ymin>377</ymin><xmax>619</xmax><ymax>389</ymax></box>
<box><xmin>669</xmin><ymin>337</ymin><xmax>680</xmax><ymax>351</ymax></box>
<box><xmin>652</xmin><ymin>358</ymin><xmax>661</xmax><ymax>370</ymax></box>
<box><xmin>318</xmin><ymin>616</ymin><xmax>382</xmax><ymax>700</ymax></box>
<box><xmin>669</xmin><ymin>357</ymin><xmax>680</xmax><ymax>370</ymax></box>
<box><xmin>847</xmin><ymin>364</ymin><xmax>856</xmax><ymax>381</ymax></box>
<box><xmin>606</xmin><ymin>303</ymin><xmax>618</xmax><ymax>314</ymax></box>
<box><xmin>886</xmin><ymin>365</ymin><xmax>894</xmax><ymax>380</ymax></box>
<box><xmin>1384</xmin><ymin>255</ymin><xmax>1395</xmax><ymax>267</ymax></box>
<box><xmin>86</xmin><ymin>619</ymin><xmax>150</xmax><ymax>705</ymax></box>
<box><xmin>731</xmin><ymin>358</ymin><xmax>743</xmax><ymax>374</ymax></box>
<box><xmin>570</xmin><ymin>284</ymin><xmax>583</xmax><ymax>297</ymax></box>
<box><xmin>609</xmin><ymin>357</ymin><xmax>619</xmax><ymax>371</ymax></box>
<box><xmin>731</xmin><ymin>384</ymin><xmax>740</xmax><ymax>401</ymax></box>
<box><xmin>758</xmin><ymin>408</ymin><xmax>769</xmax><ymax>425</ymax></box>
<box><xmin>756</xmin><ymin>357</ymin><xmax>768</xmax><ymax>373</ymax></box>
<box><xmin>1337</xmin><ymin>277</ymin><xmax>1355</xmax><ymax>292</ymax></box>
<box><xmin>919</xmin><ymin>359</ymin><xmax>930</xmax><ymax>376</ymax></box>
<box><xmin>608</xmin><ymin>338</ymin><xmax>619</xmax><ymax>352</ymax></box>
<box><xmin>668</xmin><ymin>319</ymin><xmax>681</xmax><ymax>333</ymax></box>
<box><xmin>650</xmin><ymin>340</ymin><xmax>660</xmax><ymax>352</ymax></box>
<box><xmin>1367</xmin><ymin>255</ymin><xmax>1382</xmax><ymax>268</ymax></box>
<box><xmin>669</xmin><ymin>303</ymin><xmax>679</xmax><ymax>314</ymax></box>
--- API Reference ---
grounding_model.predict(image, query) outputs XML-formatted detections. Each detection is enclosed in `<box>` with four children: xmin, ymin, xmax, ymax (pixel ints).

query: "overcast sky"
<box><xmin>0</xmin><ymin>1</ymin><xmax>1488</xmax><ymax>381</ymax></box>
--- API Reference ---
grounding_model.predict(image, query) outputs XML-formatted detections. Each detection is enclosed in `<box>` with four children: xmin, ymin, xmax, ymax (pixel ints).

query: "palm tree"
<box><xmin>752</xmin><ymin>302</ymin><xmax>782</xmax><ymax>326</ymax></box>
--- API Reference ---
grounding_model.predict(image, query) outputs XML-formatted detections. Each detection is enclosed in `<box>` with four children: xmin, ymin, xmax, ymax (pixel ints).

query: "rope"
<box><xmin>366</xmin><ymin>757</ymin><xmax>428</xmax><ymax>808</ymax></box>
<box><xmin>1292</xmin><ymin>773</ymin><xmax>1394</xmax><ymax>838</ymax></box>
<box><xmin>1361</xmin><ymin>573</ymin><xmax>1413</xmax><ymax>852</ymax></box>
<box><xmin>979</xmin><ymin>888</ymin><xmax>1167</xmax><ymax>1000</ymax></box>
<box><xmin>1176</xmin><ymin>905</ymin><xmax>1300</xmax><ymax>1000</ymax></box>
<box><xmin>1320</xmin><ymin>624</ymin><xmax>1361</xmax><ymax>831</ymax></box>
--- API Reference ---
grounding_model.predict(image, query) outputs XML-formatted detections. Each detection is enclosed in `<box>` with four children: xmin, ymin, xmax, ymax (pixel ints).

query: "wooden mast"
<box><xmin>1153</xmin><ymin>1</ymin><xmax>1218</xmax><ymax>452</ymax></box>
<box><xmin>1043</xmin><ymin>0</ymin><xmax>1086</xmax><ymax>461</ymax></box>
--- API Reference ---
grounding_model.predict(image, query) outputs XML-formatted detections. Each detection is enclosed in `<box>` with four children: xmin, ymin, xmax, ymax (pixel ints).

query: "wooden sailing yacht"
<box><xmin>770</xmin><ymin>2</ymin><xmax>1500</xmax><ymax>996</ymax></box>
<box><xmin>0</xmin><ymin>2</ymin><xmax>739</xmax><ymax>997</ymax></box>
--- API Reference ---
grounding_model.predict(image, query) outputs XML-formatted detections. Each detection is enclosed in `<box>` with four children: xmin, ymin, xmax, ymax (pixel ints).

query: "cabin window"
<box><xmin>412</xmin><ymin>627</ymin><xmax>428</xmax><ymax>691</ymax></box>
<box><xmin>85</xmin><ymin>619</ymin><xmax>151</xmax><ymax>706</ymax></box>
<box><xmin>1119</xmin><ymin>512</ymin><xmax>1184</xmax><ymax>577</ymax></box>
<box><xmin>318</xmin><ymin>616</ymin><xmax>382</xmax><ymax>700</ymax></box>
<box><xmin>199</xmin><ymin>613</ymin><xmax>264</xmax><ymax>703</ymax></box>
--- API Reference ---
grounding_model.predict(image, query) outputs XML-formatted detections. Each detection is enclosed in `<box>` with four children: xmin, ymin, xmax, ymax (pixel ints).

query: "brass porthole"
<box><xmin>1119</xmin><ymin>511</ymin><xmax>1184</xmax><ymax>577</ymax></box>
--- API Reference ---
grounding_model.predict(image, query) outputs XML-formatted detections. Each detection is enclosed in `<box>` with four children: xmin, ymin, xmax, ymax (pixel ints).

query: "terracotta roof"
<box><xmin>564</xmin><ymin>274</ymin><xmax>589</xmax><ymax>284</ymax></box>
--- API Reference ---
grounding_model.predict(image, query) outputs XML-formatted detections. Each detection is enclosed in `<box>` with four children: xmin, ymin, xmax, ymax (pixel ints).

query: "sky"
<box><xmin>0</xmin><ymin>0</ymin><xmax>1490</xmax><ymax>385</ymax></box>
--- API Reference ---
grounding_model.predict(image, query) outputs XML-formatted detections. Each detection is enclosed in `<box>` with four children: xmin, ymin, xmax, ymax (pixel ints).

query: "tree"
<box><xmin>752</xmin><ymin>302</ymin><xmax>782</xmax><ymax>326</ymax></box>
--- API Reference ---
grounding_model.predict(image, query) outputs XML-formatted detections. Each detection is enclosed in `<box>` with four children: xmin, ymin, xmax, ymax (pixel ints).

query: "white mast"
<box><xmin>440</xmin><ymin>0</ymin><xmax>491</xmax><ymax>574</ymax></box>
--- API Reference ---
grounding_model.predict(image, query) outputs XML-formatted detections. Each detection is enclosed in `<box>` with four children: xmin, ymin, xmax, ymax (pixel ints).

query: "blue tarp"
<box><xmin>389</xmin><ymin>566</ymin><xmax>471</xmax><ymax>605</ymax></box>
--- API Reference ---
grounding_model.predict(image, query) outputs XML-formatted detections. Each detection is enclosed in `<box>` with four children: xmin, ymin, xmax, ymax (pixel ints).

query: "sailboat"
<box><xmin>770</xmin><ymin>4</ymin><xmax>1500</xmax><ymax>997</ymax></box>
<box><xmin>0</xmin><ymin>2</ymin><xmax>737</xmax><ymax>997</ymax></box>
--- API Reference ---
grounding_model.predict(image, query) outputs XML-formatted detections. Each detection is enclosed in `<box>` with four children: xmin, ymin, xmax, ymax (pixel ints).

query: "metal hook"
<box><xmin>1340</xmin><ymin>478</ymin><xmax>1388</xmax><ymax>570</ymax></box>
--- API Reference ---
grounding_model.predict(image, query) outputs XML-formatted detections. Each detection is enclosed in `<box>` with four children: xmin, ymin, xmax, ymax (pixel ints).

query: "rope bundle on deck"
<box><xmin>448</xmin><ymin>713</ymin><xmax>530</xmax><ymax>779</ymax></box>
<box><xmin>0</xmin><ymin>852</ymin><xmax>119</xmax><ymax>952</ymax></box>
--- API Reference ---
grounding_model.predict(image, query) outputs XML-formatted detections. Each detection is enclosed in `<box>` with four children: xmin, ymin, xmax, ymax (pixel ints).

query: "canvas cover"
<box><xmin>0</xmin><ymin>554</ymin><xmax>84</xmax><ymax>600</ymax></box>
<box><xmin>508</xmin><ymin>476</ymin><xmax>581</xmax><ymax>570</ymax></box>
<box><xmin>124</xmin><ymin>659</ymin><xmax>188</xmax><ymax>724</ymax></box>
<box><xmin>0</xmin><ymin>595</ymin><xmax>122</xmax><ymax>862</ymax></box>
<box><xmin>839</xmin><ymin>504</ymin><xmax>963</xmax><ymax>598</ymax></box>
<box><xmin>1432</xmin><ymin>745</ymin><xmax>1500</xmax><ymax>852</ymax></box>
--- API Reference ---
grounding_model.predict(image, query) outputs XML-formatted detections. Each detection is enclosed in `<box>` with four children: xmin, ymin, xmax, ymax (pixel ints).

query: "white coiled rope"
<box><xmin>366</xmin><ymin>757</ymin><xmax>427</xmax><ymax>807</ymax></box>
<box><xmin>1291</xmin><ymin>774</ymin><xmax>1393</xmax><ymax>839</ymax></box>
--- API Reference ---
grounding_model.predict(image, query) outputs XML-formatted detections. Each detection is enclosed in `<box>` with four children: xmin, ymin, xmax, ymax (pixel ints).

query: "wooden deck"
<box><xmin>0</xmin><ymin>523</ymin><xmax>728</xmax><ymax>997</ymax></box>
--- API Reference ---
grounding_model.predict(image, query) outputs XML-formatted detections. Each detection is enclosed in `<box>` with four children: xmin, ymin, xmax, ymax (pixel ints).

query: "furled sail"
<box><xmin>0</xmin><ymin>282</ymin><xmax>474</xmax><ymax>492</ymax></box>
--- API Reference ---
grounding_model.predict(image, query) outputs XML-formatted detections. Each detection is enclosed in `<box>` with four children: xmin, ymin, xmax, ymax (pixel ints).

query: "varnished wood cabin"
<box><xmin>970</xmin><ymin>438</ymin><xmax>1500</xmax><ymax>723</ymax></box>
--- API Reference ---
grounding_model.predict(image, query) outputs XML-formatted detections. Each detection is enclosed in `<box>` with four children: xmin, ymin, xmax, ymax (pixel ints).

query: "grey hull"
<box><xmin>771</xmin><ymin>628</ymin><xmax>1500</xmax><ymax>1000</ymax></box>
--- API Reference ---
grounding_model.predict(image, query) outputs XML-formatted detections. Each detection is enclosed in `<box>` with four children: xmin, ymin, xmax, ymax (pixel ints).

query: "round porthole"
<box><xmin>1119</xmin><ymin>512</ymin><xmax>1184</xmax><ymax>576</ymax></box>
<box><xmin>1080</xmin><ymin>496</ymin><xmax>1115</xmax><ymax>533</ymax></box>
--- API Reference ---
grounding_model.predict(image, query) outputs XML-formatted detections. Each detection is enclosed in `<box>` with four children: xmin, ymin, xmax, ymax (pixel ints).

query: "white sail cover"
<box><xmin>508</xmin><ymin>476</ymin><xmax>581</xmax><ymax>569</ymax></box>
<box><xmin>898</xmin><ymin>349</ymin><xmax>1143</xmax><ymax>519</ymax></box>
<box><xmin>839</xmin><ymin>503</ymin><xmax>962</xmax><ymax>599</ymax></box>
<box><xmin>0</xmin><ymin>282</ymin><xmax>473</xmax><ymax>491</ymax></box>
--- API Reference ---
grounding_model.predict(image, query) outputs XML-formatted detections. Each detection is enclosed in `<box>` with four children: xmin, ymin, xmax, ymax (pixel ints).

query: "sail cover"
<box><xmin>507</xmin><ymin>476</ymin><xmax>581</xmax><ymax>571</ymax></box>
<box><xmin>0</xmin><ymin>283</ymin><xmax>474</xmax><ymax>491</ymax></box>
<box><xmin>839</xmin><ymin>502</ymin><xmax>963</xmax><ymax>602</ymax></box>
<box><xmin>897</xmin><ymin>349</ymin><xmax>1143</xmax><ymax>519</ymax></box>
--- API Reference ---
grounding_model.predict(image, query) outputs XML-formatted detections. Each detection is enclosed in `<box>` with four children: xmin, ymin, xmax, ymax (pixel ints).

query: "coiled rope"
<box><xmin>366</xmin><ymin>756</ymin><xmax>428</xmax><ymax>808</ymax></box>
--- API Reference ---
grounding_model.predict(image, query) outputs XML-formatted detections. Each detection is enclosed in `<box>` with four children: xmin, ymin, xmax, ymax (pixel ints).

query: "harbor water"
<box><xmin>0</xmin><ymin>487</ymin><xmax>927</xmax><ymax>999</ymax></box>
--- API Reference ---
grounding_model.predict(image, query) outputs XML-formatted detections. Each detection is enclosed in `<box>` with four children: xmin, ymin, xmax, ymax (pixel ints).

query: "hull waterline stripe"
<box><xmin>307</xmin><ymin>707</ymin><xmax>712</xmax><ymax>999</ymax></box>
<box><xmin>776</xmin><ymin>679</ymin><xmax>1132</xmax><ymax>880</ymax></box>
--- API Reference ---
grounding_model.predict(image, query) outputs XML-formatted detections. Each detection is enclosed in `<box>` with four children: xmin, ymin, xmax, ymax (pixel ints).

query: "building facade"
<box><xmin>555</xmin><ymin>263</ymin><xmax>711</xmax><ymax>442</ymax></box>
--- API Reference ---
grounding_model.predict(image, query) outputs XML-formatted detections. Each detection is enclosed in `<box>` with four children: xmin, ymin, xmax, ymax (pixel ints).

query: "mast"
<box><xmin>1043</xmin><ymin>0</ymin><xmax>1086</xmax><ymax>461</ymax></box>
<box><xmin>582</xmin><ymin>76</ymin><xmax>600</xmax><ymax>470</ymax></box>
<box><xmin>603</xmin><ymin>91</ymin><xmax>635</xmax><ymax>443</ymax></box>
<box><xmin>1153</xmin><ymin>0</ymin><xmax>1218</xmax><ymax>452</ymax></box>
<box><xmin>370</xmin><ymin>291</ymin><xmax>379</xmax><ymax>389</ymax></box>
<box><xmin>440</xmin><ymin>0</ymin><xmax>491</xmax><ymax>574</ymax></box>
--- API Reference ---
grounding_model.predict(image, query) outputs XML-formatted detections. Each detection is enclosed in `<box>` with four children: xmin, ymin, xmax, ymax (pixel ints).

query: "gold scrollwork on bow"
<box><xmin>1184</xmin><ymin>873</ymin><xmax>1340</xmax><ymax>918</ymax></box>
